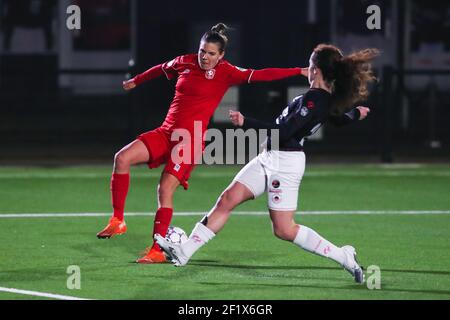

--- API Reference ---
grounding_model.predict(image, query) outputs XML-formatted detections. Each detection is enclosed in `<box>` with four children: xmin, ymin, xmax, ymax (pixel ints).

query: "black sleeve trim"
<box><xmin>328</xmin><ymin>108</ymin><xmax>361</xmax><ymax>126</ymax></box>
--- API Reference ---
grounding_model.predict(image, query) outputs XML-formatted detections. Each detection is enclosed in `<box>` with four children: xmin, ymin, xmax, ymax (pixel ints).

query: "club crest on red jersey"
<box><xmin>205</xmin><ymin>69</ymin><xmax>216</xmax><ymax>80</ymax></box>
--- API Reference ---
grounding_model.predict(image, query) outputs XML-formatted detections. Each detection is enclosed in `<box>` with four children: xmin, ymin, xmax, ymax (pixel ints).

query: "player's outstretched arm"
<box><xmin>328</xmin><ymin>106</ymin><xmax>370</xmax><ymax>126</ymax></box>
<box><xmin>229</xmin><ymin>109</ymin><xmax>311</xmax><ymax>143</ymax></box>
<box><xmin>228</xmin><ymin>64</ymin><xmax>308</xmax><ymax>86</ymax></box>
<box><xmin>250</xmin><ymin>67</ymin><xmax>304</xmax><ymax>83</ymax></box>
<box><xmin>125</xmin><ymin>63</ymin><xmax>171</xmax><ymax>89</ymax></box>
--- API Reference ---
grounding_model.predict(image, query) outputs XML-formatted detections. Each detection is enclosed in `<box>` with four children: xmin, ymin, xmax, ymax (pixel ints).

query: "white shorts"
<box><xmin>233</xmin><ymin>149</ymin><xmax>305</xmax><ymax>211</ymax></box>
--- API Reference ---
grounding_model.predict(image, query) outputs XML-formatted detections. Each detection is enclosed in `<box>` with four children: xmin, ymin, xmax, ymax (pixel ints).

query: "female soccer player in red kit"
<box><xmin>96</xmin><ymin>23</ymin><xmax>307</xmax><ymax>264</ymax></box>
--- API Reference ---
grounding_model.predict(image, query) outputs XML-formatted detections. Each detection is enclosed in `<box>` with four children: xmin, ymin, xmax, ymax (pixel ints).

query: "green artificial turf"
<box><xmin>0</xmin><ymin>164</ymin><xmax>449</xmax><ymax>300</ymax></box>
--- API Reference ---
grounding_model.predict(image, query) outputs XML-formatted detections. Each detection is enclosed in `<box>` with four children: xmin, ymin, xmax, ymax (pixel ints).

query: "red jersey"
<box><xmin>133</xmin><ymin>54</ymin><xmax>301</xmax><ymax>134</ymax></box>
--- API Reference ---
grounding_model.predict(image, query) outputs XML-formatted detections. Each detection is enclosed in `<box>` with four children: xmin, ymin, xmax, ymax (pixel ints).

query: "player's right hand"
<box><xmin>300</xmin><ymin>67</ymin><xmax>309</xmax><ymax>77</ymax></box>
<box><xmin>123</xmin><ymin>79</ymin><xmax>136</xmax><ymax>90</ymax></box>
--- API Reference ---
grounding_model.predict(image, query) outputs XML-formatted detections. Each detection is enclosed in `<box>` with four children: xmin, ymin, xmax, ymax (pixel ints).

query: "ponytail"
<box><xmin>211</xmin><ymin>23</ymin><xmax>228</xmax><ymax>35</ymax></box>
<box><xmin>313</xmin><ymin>44</ymin><xmax>379</xmax><ymax>114</ymax></box>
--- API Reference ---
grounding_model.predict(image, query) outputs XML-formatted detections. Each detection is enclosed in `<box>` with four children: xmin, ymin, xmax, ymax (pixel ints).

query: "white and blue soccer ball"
<box><xmin>165</xmin><ymin>226</ymin><xmax>188</xmax><ymax>244</ymax></box>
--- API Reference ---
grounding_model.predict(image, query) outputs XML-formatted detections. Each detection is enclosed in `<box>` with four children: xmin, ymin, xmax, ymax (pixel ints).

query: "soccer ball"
<box><xmin>165</xmin><ymin>226</ymin><xmax>188</xmax><ymax>244</ymax></box>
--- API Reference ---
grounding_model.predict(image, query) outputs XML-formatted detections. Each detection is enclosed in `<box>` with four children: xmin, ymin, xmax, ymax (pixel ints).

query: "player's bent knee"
<box><xmin>157</xmin><ymin>184</ymin><xmax>176</xmax><ymax>200</ymax></box>
<box><xmin>157</xmin><ymin>178</ymin><xmax>179</xmax><ymax>201</ymax></box>
<box><xmin>216</xmin><ymin>190</ymin><xmax>239</xmax><ymax>210</ymax></box>
<box><xmin>114</xmin><ymin>151</ymin><xmax>131</xmax><ymax>170</ymax></box>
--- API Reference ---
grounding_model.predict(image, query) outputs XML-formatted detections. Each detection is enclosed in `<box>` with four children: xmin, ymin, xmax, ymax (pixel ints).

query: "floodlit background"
<box><xmin>0</xmin><ymin>0</ymin><xmax>449</xmax><ymax>164</ymax></box>
<box><xmin>0</xmin><ymin>0</ymin><xmax>449</xmax><ymax>301</ymax></box>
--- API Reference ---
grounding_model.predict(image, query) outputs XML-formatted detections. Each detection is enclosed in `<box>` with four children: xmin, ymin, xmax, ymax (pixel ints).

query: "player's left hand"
<box><xmin>356</xmin><ymin>106</ymin><xmax>370</xmax><ymax>120</ymax></box>
<box><xmin>229</xmin><ymin>110</ymin><xmax>244</xmax><ymax>127</ymax></box>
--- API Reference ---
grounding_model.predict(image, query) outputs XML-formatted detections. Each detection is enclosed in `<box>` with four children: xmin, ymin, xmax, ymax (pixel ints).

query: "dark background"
<box><xmin>0</xmin><ymin>0</ymin><xmax>449</xmax><ymax>165</ymax></box>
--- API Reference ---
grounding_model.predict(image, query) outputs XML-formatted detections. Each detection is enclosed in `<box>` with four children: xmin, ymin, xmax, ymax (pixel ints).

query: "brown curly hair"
<box><xmin>312</xmin><ymin>44</ymin><xmax>379</xmax><ymax>114</ymax></box>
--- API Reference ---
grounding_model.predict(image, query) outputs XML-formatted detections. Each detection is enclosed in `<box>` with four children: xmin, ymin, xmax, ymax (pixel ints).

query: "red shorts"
<box><xmin>137</xmin><ymin>127</ymin><xmax>202</xmax><ymax>190</ymax></box>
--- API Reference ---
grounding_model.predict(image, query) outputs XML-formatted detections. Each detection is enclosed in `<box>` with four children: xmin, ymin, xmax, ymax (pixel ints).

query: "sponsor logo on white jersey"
<box><xmin>269</xmin><ymin>189</ymin><xmax>282</xmax><ymax>194</ymax></box>
<box><xmin>271</xmin><ymin>194</ymin><xmax>282</xmax><ymax>204</ymax></box>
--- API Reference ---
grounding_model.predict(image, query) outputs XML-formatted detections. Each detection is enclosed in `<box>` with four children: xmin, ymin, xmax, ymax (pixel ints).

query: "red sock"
<box><xmin>110</xmin><ymin>173</ymin><xmax>130</xmax><ymax>221</ymax></box>
<box><xmin>151</xmin><ymin>207</ymin><xmax>173</xmax><ymax>251</ymax></box>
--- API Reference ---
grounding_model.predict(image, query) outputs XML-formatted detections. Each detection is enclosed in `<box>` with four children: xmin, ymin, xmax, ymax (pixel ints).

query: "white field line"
<box><xmin>0</xmin><ymin>211</ymin><xmax>449</xmax><ymax>218</ymax></box>
<box><xmin>0</xmin><ymin>171</ymin><xmax>450</xmax><ymax>179</ymax></box>
<box><xmin>0</xmin><ymin>286</ymin><xmax>90</xmax><ymax>300</ymax></box>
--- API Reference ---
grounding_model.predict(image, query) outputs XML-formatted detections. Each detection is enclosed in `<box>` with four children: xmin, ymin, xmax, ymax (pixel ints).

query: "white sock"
<box><xmin>293</xmin><ymin>225</ymin><xmax>345</xmax><ymax>265</ymax></box>
<box><xmin>181</xmin><ymin>222</ymin><xmax>215</xmax><ymax>258</ymax></box>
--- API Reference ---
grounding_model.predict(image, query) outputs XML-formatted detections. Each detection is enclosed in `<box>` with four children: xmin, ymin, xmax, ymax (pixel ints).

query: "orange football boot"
<box><xmin>136</xmin><ymin>247</ymin><xmax>167</xmax><ymax>264</ymax></box>
<box><xmin>96</xmin><ymin>217</ymin><xmax>127</xmax><ymax>239</ymax></box>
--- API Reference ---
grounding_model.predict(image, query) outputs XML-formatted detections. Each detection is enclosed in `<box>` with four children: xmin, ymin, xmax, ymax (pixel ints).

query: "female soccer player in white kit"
<box><xmin>156</xmin><ymin>44</ymin><xmax>379</xmax><ymax>283</ymax></box>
